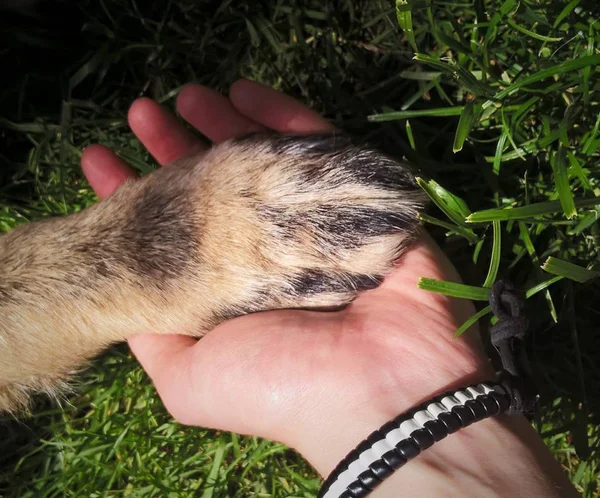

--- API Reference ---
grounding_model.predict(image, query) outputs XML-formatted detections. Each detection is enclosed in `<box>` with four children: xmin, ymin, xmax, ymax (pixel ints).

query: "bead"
<box><xmin>423</xmin><ymin>419</ymin><xmax>449</xmax><ymax>441</ymax></box>
<box><xmin>438</xmin><ymin>411</ymin><xmax>462</xmax><ymax>433</ymax></box>
<box><xmin>381</xmin><ymin>449</ymin><xmax>407</xmax><ymax>470</ymax></box>
<box><xmin>451</xmin><ymin>404</ymin><xmax>476</xmax><ymax>426</ymax></box>
<box><xmin>357</xmin><ymin>469</ymin><xmax>381</xmax><ymax>490</ymax></box>
<box><xmin>410</xmin><ymin>428</ymin><xmax>435</xmax><ymax>450</ymax></box>
<box><xmin>394</xmin><ymin>438</ymin><xmax>421</xmax><ymax>460</ymax></box>
<box><xmin>369</xmin><ymin>459</ymin><xmax>394</xmax><ymax>480</ymax></box>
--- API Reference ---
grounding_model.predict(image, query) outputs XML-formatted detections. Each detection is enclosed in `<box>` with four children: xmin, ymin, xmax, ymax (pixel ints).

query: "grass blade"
<box><xmin>68</xmin><ymin>45</ymin><xmax>110</xmax><ymax>93</ymax></box>
<box><xmin>245</xmin><ymin>18</ymin><xmax>261</xmax><ymax>47</ymax></box>
<box><xmin>466</xmin><ymin>197</ymin><xmax>599</xmax><ymax>222</ymax></box>
<box><xmin>399</xmin><ymin>70</ymin><xmax>442</xmax><ymax>81</ymax></box>
<box><xmin>368</xmin><ymin>106</ymin><xmax>464</xmax><ymax>121</ymax></box>
<box><xmin>484</xmin><ymin>129</ymin><xmax>561</xmax><ymax>162</ymax></box>
<box><xmin>414</xmin><ymin>54</ymin><xmax>491</xmax><ymax>97</ymax></box>
<box><xmin>525</xmin><ymin>276</ymin><xmax>564</xmax><ymax>298</ymax></box>
<box><xmin>482</xmin><ymin>220</ymin><xmax>501</xmax><ymax>288</ymax></box>
<box><xmin>492</xmin><ymin>129</ymin><xmax>508</xmax><ymax>174</ymax></box>
<box><xmin>518</xmin><ymin>222</ymin><xmax>558</xmax><ymax>322</ymax></box>
<box><xmin>201</xmin><ymin>445</ymin><xmax>226</xmax><ymax>498</ymax></box>
<box><xmin>454</xmin><ymin>305</ymin><xmax>492</xmax><ymax>338</ymax></box>
<box><xmin>453</xmin><ymin>100</ymin><xmax>480</xmax><ymax>153</ymax></box>
<box><xmin>417</xmin><ymin>178</ymin><xmax>472</xmax><ymax>226</ymax></box>
<box><xmin>553</xmin><ymin>0</ymin><xmax>580</xmax><ymax>28</ymax></box>
<box><xmin>582</xmin><ymin>112</ymin><xmax>600</xmax><ymax>156</ymax></box>
<box><xmin>418</xmin><ymin>213</ymin><xmax>479</xmax><ymax>243</ymax></box>
<box><xmin>395</xmin><ymin>0</ymin><xmax>417</xmax><ymax>52</ymax></box>
<box><xmin>552</xmin><ymin>146</ymin><xmax>577</xmax><ymax>219</ymax></box>
<box><xmin>541</xmin><ymin>257</ymin><xmax>599</xmax><ymax>283</ymax></box>
<box><xmin>567</xmin><ymin>151</ymin><xmax>592</xmax><ymax>191</ymax></box>
<box><xmin>418</xmin><ymin>278</ymin><xmax>490</xmax><ymax>301</ymax></box>
<box><xmin>506</xmin><ymin>18</ymin><xmax>563</xmax><ymax>42</ymax></box>
<box><xmin>483</xmin><ymin>54</ymin><xmax>600</xmax><ymax>107</ymax></box>
<box><xmin>434</xmin><ymin>27</ymin><xmax>471</xmax><ymax>55</ymax></box>
<box><xmin>405</xmin><ymin>120</ymin><xmax>416</xmax><ymax>150</ymax></box>
<box><xmin>568</xmin><ymin>209</ymin><xmax>599</xmax><ymax>235</ymax></box>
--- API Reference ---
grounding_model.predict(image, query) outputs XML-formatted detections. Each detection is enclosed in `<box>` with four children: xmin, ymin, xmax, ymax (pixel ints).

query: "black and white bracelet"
<box><xmin>317</xmin><ymin>381</ymin><xmax>511</xmax><ymax>498</ymax></box>
<box><xmin>318</xmin><ymin>280</ymin><xmax>537</xmax><ymax>498</ymax></box>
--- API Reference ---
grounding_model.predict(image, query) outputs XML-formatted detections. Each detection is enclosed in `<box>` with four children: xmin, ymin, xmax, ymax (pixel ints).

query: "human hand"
<box><xmin>81</xmin><ymin>80</ymin><xmax>491</xmax><ymax>475</ymax></box>
<box><xmin>81</xmin><ymin>80</ymin><xmax>580</xmax><ymax>497</ymax></box>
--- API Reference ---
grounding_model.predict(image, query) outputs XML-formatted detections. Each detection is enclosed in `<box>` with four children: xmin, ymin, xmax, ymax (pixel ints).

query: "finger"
<box><xmin>128</xmin><ymin>97</ymin><xmax>206</xmax><ymax>166</ymax></box>
<box><xmin>177</xmin><ymin>84</ymin><xmax>264</xmax><ymax>143</ymax></box>
<box><xmin>81</xmin><ymin>144</ymin><xmax>137</xmax><ymax>199</ymax></box>
<box><xmin>230</xmin><ymin>79</ymin><xmax>335</xmax><ymax>133</ymax></box>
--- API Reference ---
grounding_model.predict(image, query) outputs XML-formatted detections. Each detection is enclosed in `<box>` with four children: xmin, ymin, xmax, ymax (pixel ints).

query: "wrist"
<box><xmin>352</xmin><ymin>415</ymin><xmax>578</xmax><ymax>498</ymax></box>
<box><xmin>295</xmin><ymin>373</ymin><xmax>578</xmax><ymax>498</ymax></box>
<box><xmin>293</xmin><ymin>360</ymin><xmax>495</xmax><ymax>477</ymax></box>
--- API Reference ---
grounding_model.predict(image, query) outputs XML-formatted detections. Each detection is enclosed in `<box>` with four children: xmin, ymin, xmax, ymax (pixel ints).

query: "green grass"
<box><xmin>0</xmin><ymin>0</ymin><xmax>599</xmax><ymax>496</ymax></box>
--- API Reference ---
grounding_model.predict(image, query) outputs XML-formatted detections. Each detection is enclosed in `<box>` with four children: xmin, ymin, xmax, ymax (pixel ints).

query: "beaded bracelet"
<box><xmin>317</xmin><ymin>380</ymin><xmax>511</xmax><ymax>498</ymax></box>
<box><xmin>318</xmin><ymin>279</ymin><xmax>536</xmax><ymax>498</ymax></box>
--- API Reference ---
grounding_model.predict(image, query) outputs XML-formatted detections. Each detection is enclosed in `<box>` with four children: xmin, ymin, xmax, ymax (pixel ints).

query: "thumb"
<box><xmin>128</xmin><ymin>334</ymin><xmax>197</xmax><ymax>377</ymax></box>
<box><xmin>126</xmin><ymin>312</ymin><xmax>312</xmax><ymax>438</ymax></box>
<box><xmin>128</xmin><ymin>334</ymin><xmax>200</xmax><ymax>421</ymax></box>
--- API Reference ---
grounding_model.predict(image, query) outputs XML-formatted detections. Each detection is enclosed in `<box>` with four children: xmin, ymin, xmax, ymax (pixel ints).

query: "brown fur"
<box><xmin>0</xmin><ymin>133</ymin><xmax>425</xmax><ymax>413</ymax></box>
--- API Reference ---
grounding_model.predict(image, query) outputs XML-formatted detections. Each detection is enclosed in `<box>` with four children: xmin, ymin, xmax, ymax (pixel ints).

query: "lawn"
<box><xmin>0</xmin><ymin>0</ymin><xmax>599</xmax><ymax>496</ymax></box>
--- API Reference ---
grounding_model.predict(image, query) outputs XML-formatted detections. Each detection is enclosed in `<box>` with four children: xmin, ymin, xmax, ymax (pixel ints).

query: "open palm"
<box><xmin>81</xmin><ymin>79</ymin><xmax>492</xmax><ymax>475</ymax></box>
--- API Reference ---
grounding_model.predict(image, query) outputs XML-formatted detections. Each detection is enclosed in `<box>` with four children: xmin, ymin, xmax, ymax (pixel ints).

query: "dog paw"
<box><xmin>196</xmin><ymin>133</ymin><xmax>426</xmax><ymax>318</ymax></box>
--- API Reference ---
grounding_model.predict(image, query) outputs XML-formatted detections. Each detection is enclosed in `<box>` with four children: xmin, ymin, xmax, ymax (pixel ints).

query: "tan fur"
<box><xmin>0</xmin><ymin>133</ymin><xmax>425</xmax><ymax>413</ymax></box>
